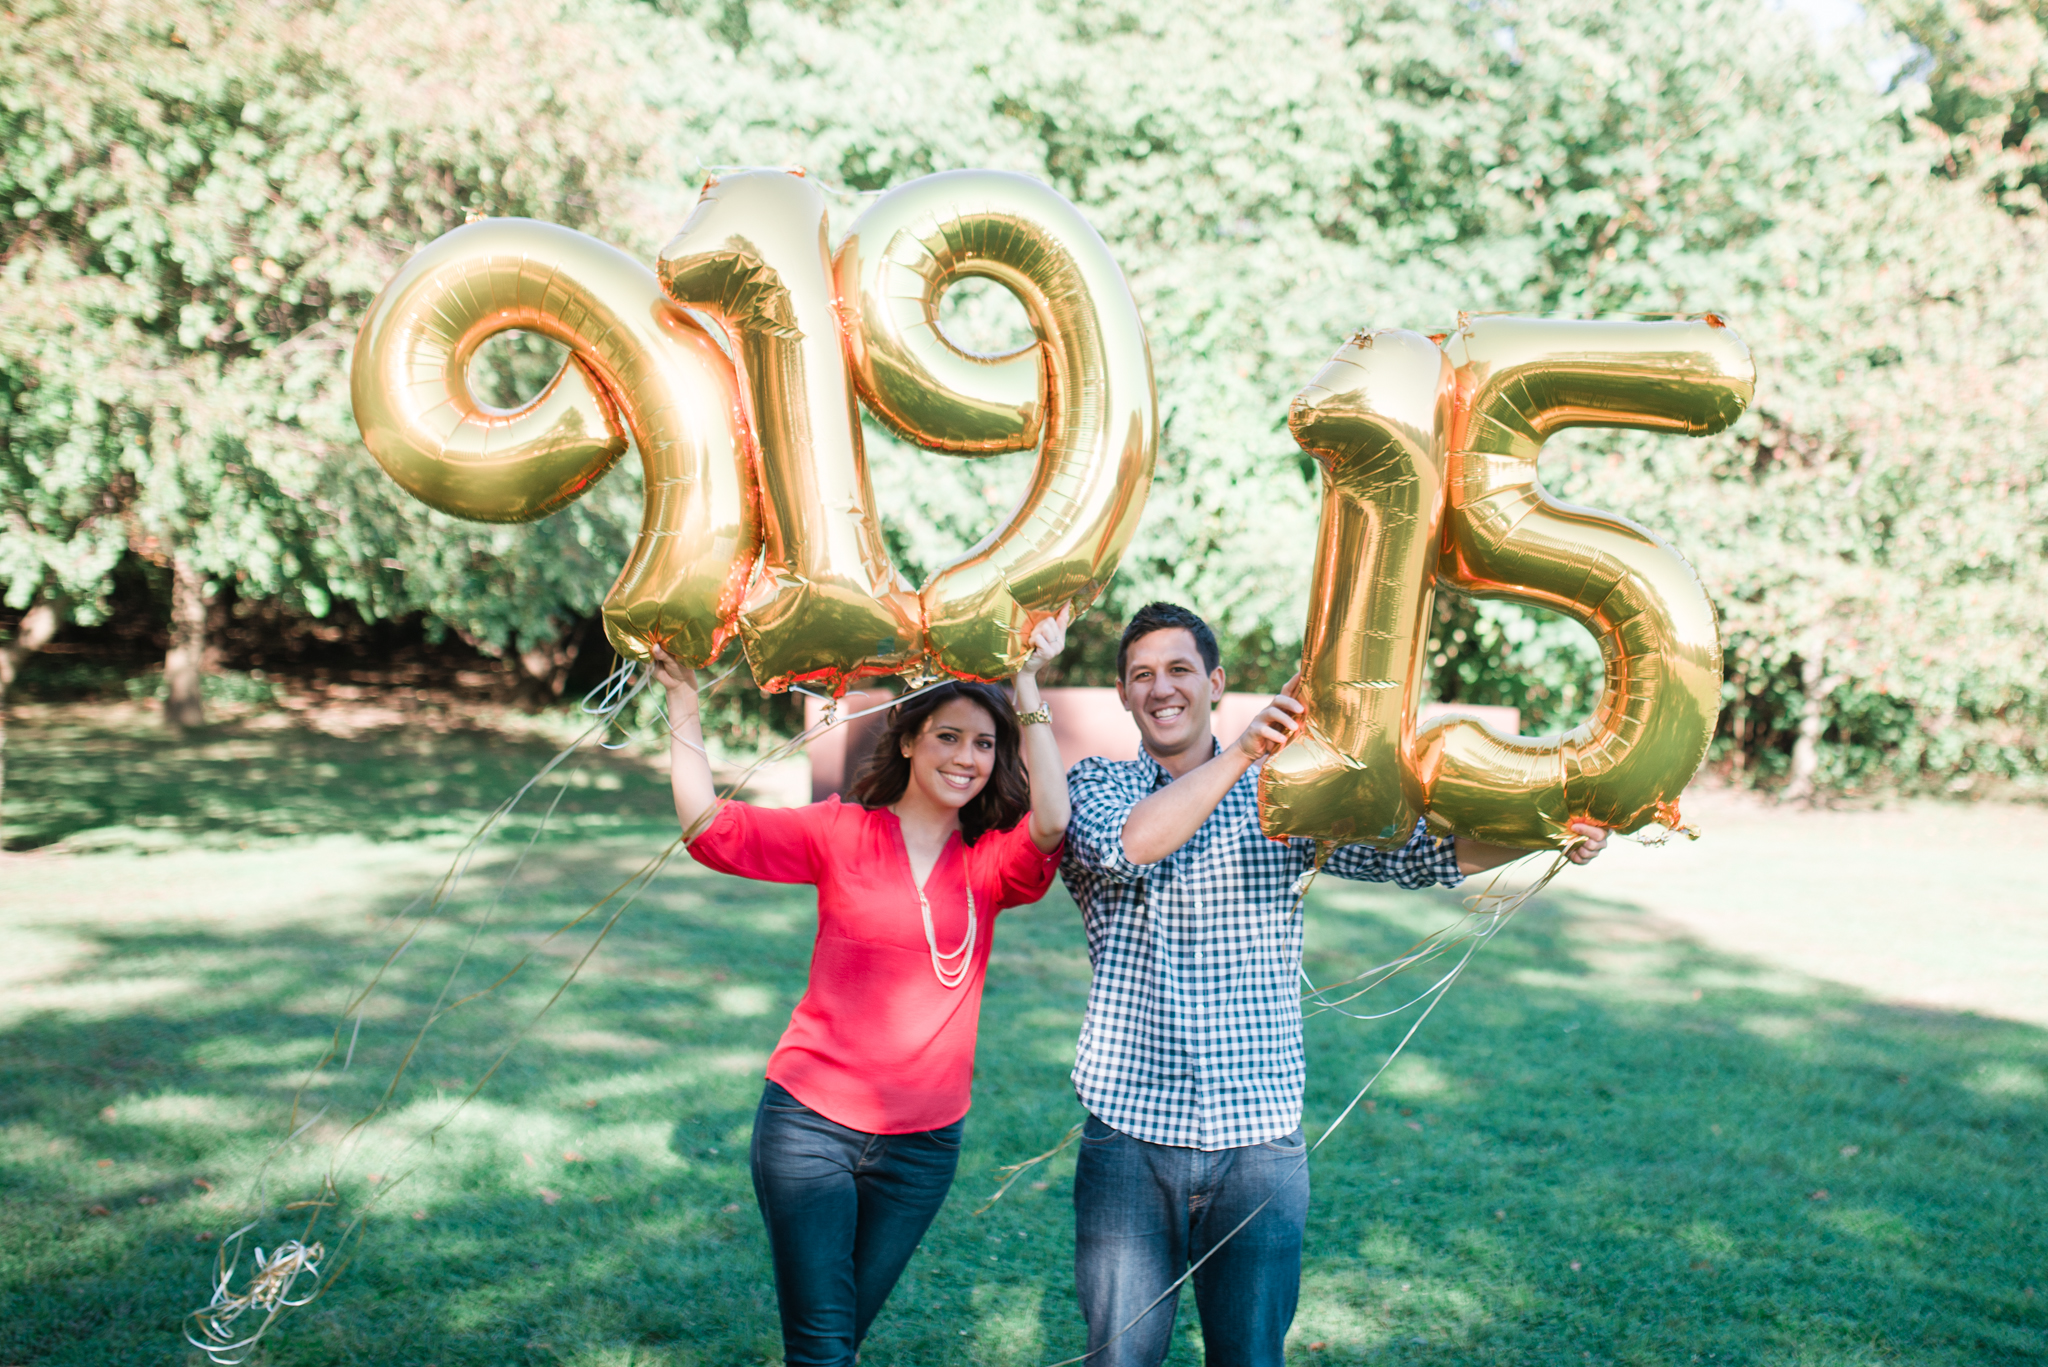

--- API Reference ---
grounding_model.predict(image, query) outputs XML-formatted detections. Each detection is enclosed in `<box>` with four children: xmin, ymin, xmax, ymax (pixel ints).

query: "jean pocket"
<box><xmin>1257</xmin><ymin>1128</ymin><xmax>1307</xmax><ymax>1154</ymax></box>
<box><xmin>1080</xmin><ymin>1114</ymin><xmax>1121</xmax><ymax>1146</ymax></box>
<box><xmin>759</xmin><ymin>1081</ymin><xmax>813</xmax><ymax>1115</ymax></box>
<box><xmin>924</xmin><ymin>1121</ymin><xmax>965</xmax><ymax>1150</ymax></box>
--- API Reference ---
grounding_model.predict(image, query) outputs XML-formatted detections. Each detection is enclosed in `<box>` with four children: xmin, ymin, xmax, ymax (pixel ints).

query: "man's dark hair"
<box><xmin>1116</xmin><ymin>602</ymin><xmax>1221</xmax><ymax>681</ymax></box>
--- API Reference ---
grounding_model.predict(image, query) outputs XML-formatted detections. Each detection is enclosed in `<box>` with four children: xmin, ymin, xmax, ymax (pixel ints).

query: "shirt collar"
<box><xmin>1137</xmin><ymin>736</ymin><xmax>1223</xmax><ymax>789</ymax></box>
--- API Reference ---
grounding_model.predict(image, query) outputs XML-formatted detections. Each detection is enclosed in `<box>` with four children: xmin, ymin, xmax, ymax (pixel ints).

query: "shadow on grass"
<box><xmin>2</xmin><ymin>833</ymin><xmax>2044</xmax><ymax>1365</ymax></box>
<box><xmin>1</xmin><ymin>707</ymin><xmax>677</xmax><ymax>852</ymax></box>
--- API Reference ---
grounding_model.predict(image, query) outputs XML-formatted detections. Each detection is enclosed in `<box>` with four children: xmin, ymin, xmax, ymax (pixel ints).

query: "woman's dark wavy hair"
<box><xmin>846</xmin><ymin>682</ymin><xmax>1029</xmax><ymax>845</ymax></box>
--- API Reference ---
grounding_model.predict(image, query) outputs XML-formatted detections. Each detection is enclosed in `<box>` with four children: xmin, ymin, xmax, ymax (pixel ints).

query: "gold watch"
<box><xmin>1016</xmin><ymin>703</ymin><xmax>1052</xmax><ymax>727</ymax></box>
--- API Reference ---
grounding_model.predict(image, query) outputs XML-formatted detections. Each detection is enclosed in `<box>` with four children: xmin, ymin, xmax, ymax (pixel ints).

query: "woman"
<box><xmin>647</xmin><ymin>615</ymin><xmax>1069</xmax><ymax>1367</ymax></box>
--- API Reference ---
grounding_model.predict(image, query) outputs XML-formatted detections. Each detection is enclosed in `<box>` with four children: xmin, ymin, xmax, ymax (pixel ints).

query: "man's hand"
<box><xmin>1455</xmin><ymin>819</ymin><xmax>1611</xmax><ymax>875</ymax></box>
<box><xmin>1233</xmin><ymin>673</ymin><xmax>1305</xmax><ymax>762</ymax></box>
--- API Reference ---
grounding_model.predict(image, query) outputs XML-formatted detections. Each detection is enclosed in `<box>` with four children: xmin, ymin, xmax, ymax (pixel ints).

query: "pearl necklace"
<box><xmin>915</xmin><ymin>876</ymin><xmax>976</xmax><ymax>990</ymax></box>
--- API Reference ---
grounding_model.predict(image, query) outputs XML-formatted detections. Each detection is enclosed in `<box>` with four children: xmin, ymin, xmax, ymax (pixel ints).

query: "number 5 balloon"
<box><xmin>1261</xmin><ymin>315</ymin><xmax>1756</xmax><ymax>850</ymax></box>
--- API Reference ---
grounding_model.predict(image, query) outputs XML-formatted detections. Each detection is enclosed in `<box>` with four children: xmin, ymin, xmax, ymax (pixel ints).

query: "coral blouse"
<box><xmin>686</xmin><ymin>796</ymin><xmax>1063</xmax><ymax>1134</ymax></box>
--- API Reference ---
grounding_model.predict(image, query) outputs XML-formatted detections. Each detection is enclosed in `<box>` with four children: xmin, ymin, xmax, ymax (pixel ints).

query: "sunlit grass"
<box><xmin>1</xmin><ymin>708</ymin><xmax>2043</xmax><ymax>1364</ymax></box>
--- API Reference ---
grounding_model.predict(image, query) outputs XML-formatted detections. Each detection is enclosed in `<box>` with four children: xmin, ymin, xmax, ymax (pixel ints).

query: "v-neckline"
<box><xmin>887</xmin><ymin>808</ymin><xmax>961</xmax><ymax>895</ymax></box>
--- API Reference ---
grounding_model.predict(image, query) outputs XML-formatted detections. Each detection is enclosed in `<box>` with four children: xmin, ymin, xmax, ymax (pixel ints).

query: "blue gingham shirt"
<box><xmin>1060</xmin><ymin>746</ymin><xmax>1464</xmax><ymax>1150</ymax></box>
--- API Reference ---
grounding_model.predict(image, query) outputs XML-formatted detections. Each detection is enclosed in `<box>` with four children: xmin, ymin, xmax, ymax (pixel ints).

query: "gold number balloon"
<box><xmin>1261</xmin><ymin>315</ymin><xmax>1755</xmax><ymax>851</ymax></box>
<box><xmin>656</xmin><ymin>171</ymin><xmax>925</xmax><ymax>693</ymax></box>
<box><xmin>350</xmin><ymin>218</ymin><xmax>759</xmax><ymax>667</ymax></box>
<box><xmin>355</xmin><ymin>171</ymin><xmax>1156</xmax><ymax>695</ymax></box>
<box><xmin>1257</xmin><ymin>329</ymin><xmax>1453</xmax><ymax>847</ymax></box>
<box><xmin>835</xmin><ymin>170</ymin><xmax>1159</xmax><ymax>681</ymax></box>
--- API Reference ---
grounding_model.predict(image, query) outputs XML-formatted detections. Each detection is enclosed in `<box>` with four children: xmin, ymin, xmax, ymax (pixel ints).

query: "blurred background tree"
<box><xmin>3</xmin><ymin>0</ymin><xmax>2043</xmax><ymax>808</ymax></box>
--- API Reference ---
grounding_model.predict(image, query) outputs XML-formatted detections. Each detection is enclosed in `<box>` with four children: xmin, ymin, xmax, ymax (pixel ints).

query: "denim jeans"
<box><xmin>748</xmin><ymin>1080</ymin><xmax>963</xmax><ymax>1366</ymax></box>
<box><xmin>1072</xmin><ymin>1112</ymin><xmax>1310</xmax><ymax>1367</ymax></box>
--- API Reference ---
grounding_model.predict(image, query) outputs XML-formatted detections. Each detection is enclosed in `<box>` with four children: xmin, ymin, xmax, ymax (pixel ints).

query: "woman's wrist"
<box><xmin>1013</xmin><ymin>671</ymin><xmax>1043</xmax><ymax>709</ymax></box>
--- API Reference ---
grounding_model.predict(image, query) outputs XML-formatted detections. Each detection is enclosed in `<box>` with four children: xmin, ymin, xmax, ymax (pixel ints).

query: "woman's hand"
<box><xmin>1018</xmin><ymin>608</ymin><xmax>1070</xmax><ymax>680</ymax></box>
<box><xmin>1565</xmin><ymin>821</ymin><xmax>1610</xmax><ymax>865</ymax></box>
<box><xmin>647</xmin><ymin>642</ymin><xmax>697</xmax><ymax>696</ymax></box>
<box><xmin>1015</xmin><ymin>608</ymin><xmax>1072</xmax><ymax>852</ymax></box>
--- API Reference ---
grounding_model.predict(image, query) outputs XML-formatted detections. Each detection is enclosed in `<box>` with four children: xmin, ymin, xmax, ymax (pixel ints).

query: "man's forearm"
<box><xmin>1455</xmin><ymin>836</ymin><xmax>1529</xmax><ymax>875</ymax></box>
<box><xmin>1119</xmin><ymin>750</ymin><xmax>1254</xmax><ymax>864</ymax></box>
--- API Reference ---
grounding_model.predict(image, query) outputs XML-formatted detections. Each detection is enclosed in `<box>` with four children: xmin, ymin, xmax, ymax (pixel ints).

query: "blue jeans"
<box><xmin>748</xmin><ymin>1080</ymin><xmax>963</xmax><ymax>1366</ymax></box>
<box><xmin>1072</xmin><ymin>1112</ymin><xmax>1310</xmax><ymax>1367</ymax></box>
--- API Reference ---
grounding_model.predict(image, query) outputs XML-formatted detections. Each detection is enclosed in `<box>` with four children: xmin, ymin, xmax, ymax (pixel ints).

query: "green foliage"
<box><xmin>5</xmin><ymin>0</ymin><xmax>2044</xmax><ymax>795</ymax></box>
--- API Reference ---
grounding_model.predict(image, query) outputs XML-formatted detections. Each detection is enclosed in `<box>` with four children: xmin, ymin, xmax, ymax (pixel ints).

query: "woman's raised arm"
<box><xmin>648</xmin><ymin>644</ymin><xmax>719</xmax><ymax>839</ymax></box>
<box><xmin>1014</xmin><ymin>610</ymin><xmax>1072</xmax><ymax>852</ymax></box>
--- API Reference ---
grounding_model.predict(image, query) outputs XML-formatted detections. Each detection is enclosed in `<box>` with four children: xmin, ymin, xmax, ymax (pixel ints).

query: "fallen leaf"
<box><xmin>583</xmin><ymin>1098</ymin><xmax>598</xmax><ymax>1109</ymax></box>
<box><xmin>366</xmin><ymin>1173</ymin><xmax>382</xmax><ymax>1184</ymax></box>
<box><xmin>1399</xmin><ymin>1107</ymin><xmax>1413</xmax><ymax>1116</ymax></box>
<box><xmin>1839</xmin><ymin>1144</ymin><xmax>1860</xmax><ymax>1158</ymax></box>
<box><xmin>1405</xmin><ymin>1120</ymin><xmax>1422</xmax><ymax>1131</ymax></box>
<box><xmin>1691</xmin><ymin>988</ymin><xmax>1703</xmax><ymax>1001</ymax></box>
<box><xmin>1570</xmin><ymin>1261</ymin><xmax>1582</xmax><ymax>1271</ymax></box>
<box><xmin>1690</xmin><ymin>1260</ymin><xmax>1712</xmax><ymax>1271</ymax></box>
<box><xmin>591</xmin><ymin>1194</ymin><xmax>611</xmax><ymax>1203</ymax></box>
<box><xmin>721</xmin><ymin>1202</ymin><xmax>741</xmax><ymax>1214</ymax></box>
<box><xmin>523</xmin><ymin>1152</ymin><xmax>537</xmax><ymax>1168</ymax></box>
<box><xmin>195</xmin><ymin>1232</ymin><xmax>214</xmax><ymax>1243</ymax></box>
<box><xmin>1309</xmin><ymin>1343</ymin><xmax>1328</xmax><ymax>1352</ymax></box>
<box><xmin>96</xmin><ymin>1159</ymin><xmax>114</xmax><ymax>1168</ymax></box>
<box><xmin>411</xmin><ymin>1210</ymin><xmax>427</xmax><ymax>1220</ymax></box>
<box><xmin>539</xmin><ymin>1188</ymin><xmax>561</xmax><ymax>1206</ymax></box>
<box><xmin>99</xmin><ymin>1106</ymin><xmax>117</xmax><ymax>1122</ymax></box>
<box><xmin>136</xmin><ymin>1195</ymin><xmax>158</xmax><ymax>1206</ymax></box>
<box><xmin>192</xmin><ymin>1178</ymin><xmax>213</xmax><ymax>1192</ymax></box>
<box><xmin>87</xmin><ymin>1205</ymin><xmax>111</xmax><ymax>1217</ymax></box>
<box><xmin>1031</xmin><ymin>1180</ymin><xmax>1050</xmax><ymax>1192</ymax></box>
<box><xmin>1364</xmin><ymin>1100</ymin><xmax>1376</xmax><ymax>1113</ymax></box>
<box><xmin>1494</xmin><ymin>1210</ymin><xmax>1506</xmax><ymax>1221</ymax></box>
<box><xmin>562</xmin><ymin>1150</ymin><xmax>585</xmax><ymax>1163</ymax></box>
<box><xmin>1809</xmin><ymin>1189</ymin><xmax>1830</xmax><ymax>1202</ymax></box>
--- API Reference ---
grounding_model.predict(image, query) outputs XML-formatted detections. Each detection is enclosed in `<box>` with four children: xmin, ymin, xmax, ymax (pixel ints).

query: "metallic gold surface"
<box><xmin>351</xmin><ymin>218</ymin><xmax>759</xmax><ymax>667</ymax></box>
<box><xmin>657</xmin><ymin>171</ymin><xmax>922</xmax><ymax>694</ymax></box>
<box><xmin>1258</xmin><ymin>330</ymin><xmax>1454</xmax><ymax>848</ymax></box>
<box><xmin>834</xmin><ymin>170</ymin><xmax>1158</xmax><ymax>679</ymax></box>
<box><xmin>1416</xmin><ymin>315</ymin><xmax>1755</xmax><ymax>847</ymax></box>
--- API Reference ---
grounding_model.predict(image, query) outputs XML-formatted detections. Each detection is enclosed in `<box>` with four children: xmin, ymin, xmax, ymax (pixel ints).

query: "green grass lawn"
<box><xmin>2</xmin><ymin>707</ymin><xmax>2044</xmax><ymax>1365</ymax></box>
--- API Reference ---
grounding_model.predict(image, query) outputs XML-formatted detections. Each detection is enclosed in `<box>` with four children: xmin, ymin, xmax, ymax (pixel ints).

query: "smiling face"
<box><xmin>899</xmin><ymin>696</ymin><xmax>998</xmax><ymax>814</ymax></box>
<box><xmin>1118</xmin><ymin>626</ymin><xmax>1225</xmax><ymax>763</ymax></box>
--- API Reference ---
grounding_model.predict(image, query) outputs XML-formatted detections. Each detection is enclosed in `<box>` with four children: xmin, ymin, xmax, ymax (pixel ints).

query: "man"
<box><xmin>1059</xmin><ymin>602</ymin><xmax>1607</xmax><ymax>1367</ymax></box>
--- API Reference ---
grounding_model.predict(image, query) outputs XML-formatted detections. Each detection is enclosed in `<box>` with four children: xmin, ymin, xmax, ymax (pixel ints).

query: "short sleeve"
<box><xmin>973</xmin><ymin>818</ymin><xmax>1066</xmax><ymax>911</ymax></box>
<box><xmin>1319</xmin><ymin>818</ymin><xmax>1464</xmax><ymax>889</ymax></box>
<box><xmin>1061</xmin><ymin>758</ymin><xmax>1159</xmax><ymax>886</ymax></box>
<box><xmin>686</xmin><ymin>799</ymin><xmax>825</xmax><ymax>885</ymax></box>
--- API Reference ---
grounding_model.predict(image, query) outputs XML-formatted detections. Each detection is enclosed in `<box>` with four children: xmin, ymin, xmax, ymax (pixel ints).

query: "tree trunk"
<box><xmin>165</xmin><ymin>556</ymin><xmax>209</xmax><ymax>732</ymax></box>
<box><xmin>0</xmin><ymin>597</ymin><xmax>62</xmax><ymax>841</ymax></box>
<box><xmin>1781</xmin><ymin>638</ymin><xmax>1832</xmax><ymax>805</ymax></box>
